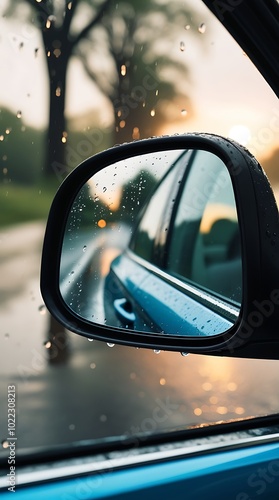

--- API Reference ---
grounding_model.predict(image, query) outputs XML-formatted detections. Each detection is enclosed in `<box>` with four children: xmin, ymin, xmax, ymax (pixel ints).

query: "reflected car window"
<box><xmin>130</xmin><ymin>153</ymin><xmax>185</xmax><ymax>262</ymax></box>
<box><xmin>166</xmin><ymin>150</ymin><xmax>242</xmax><ymax>303</ymax></box>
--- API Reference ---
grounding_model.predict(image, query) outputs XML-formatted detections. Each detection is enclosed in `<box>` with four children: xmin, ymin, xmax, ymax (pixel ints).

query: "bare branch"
<box><xmin>63</xmin><ymin>0</ymin><xmax>80</xmax><ymax>36</ymax></box>
<box><xmin>71</xmin><ymin>0</ymin><xmax>112</xmax><ymax>49</ymax></box>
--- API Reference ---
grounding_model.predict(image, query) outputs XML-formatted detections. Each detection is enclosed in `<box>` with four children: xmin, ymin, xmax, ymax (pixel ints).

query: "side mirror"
<box><xmin>41</xmin><ymin>134</ymin><xmax>279</xmax><ymax>359</ymax></box>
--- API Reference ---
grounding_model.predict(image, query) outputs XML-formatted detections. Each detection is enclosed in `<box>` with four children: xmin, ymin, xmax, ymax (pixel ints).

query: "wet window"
<box><xmin>1</xmin><ymin>0</ymin><xmax>279</xmax><ymax>457</ymax></box>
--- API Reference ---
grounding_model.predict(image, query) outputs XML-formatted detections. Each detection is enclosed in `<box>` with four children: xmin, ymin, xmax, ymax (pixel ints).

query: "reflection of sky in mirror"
<box><xmin>174</xmin><ymin>150</ymin><xmax>237</xmax><ymax>226</ymax></box>
<box><xmin>88</xmin><ymin>149</ymin><xmax>184</xmax><ymax>206</ymax></box>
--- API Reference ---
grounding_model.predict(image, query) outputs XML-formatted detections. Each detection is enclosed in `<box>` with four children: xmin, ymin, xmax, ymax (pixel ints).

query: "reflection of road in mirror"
<box><xmin>60</xmin><ymin>223</ymin><xmax>131</xmax><ymax>323</ymax></box>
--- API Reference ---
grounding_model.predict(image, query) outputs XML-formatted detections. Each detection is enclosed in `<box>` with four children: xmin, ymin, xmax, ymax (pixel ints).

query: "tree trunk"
<box><xmin>43</xmin><ymin>53</ymin><xmax>70</xmax><ymax>359</ymax></box>
<box><xmin>44</xmin><ymin>54</ymin><xmax>68</xmax><ymax>178</ymax></box>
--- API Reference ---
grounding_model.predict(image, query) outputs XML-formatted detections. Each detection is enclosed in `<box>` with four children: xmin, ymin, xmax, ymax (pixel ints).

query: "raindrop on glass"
<box><xmin>88</xmin><ymin>338</ymin><xmax>94</xmax><ymax>342</ymax></box>
<box><xmin>90</xmin><ymin>362</ymin><xmax>96</xmax><ymax>369</ymax></box>
<box><xmin>44</xmin><ymin>341</ymin><xmax>52</xmax><ymax>349</ymax></box>
<box><xmin>184</xmin><ymin>24</ymin><xmax>190</xmax><ymax>30</ymax></box>
<box><xmin>181</xmin><ymin>352</ymin><xmax>189</xmax><ymax>357</ymax></box>
<box><xmin>181</xmin><ymin>109</ymin><xmax>187</xmax><ymax>116</ymax></box>
<box><xmin>120</xmin><ymin>64</ymin><xmax>127</xmax><ymax>76</ymax></box>
<box><xmin>180</xmin><ymin>41</ymin><xmax>185</xmax><ymax>52</ymax></box>
<box><xmin>1</xmin><ymin>440</ymin><xmax>9</xmax><ymax>449</ymax></box>
<box><xmin>16</xmin><ymin>111</ymin><xmax>22</xmax><ymax>119</ymax></box>
<box><xmin>107</xmin><ymin>343</ymin><xmax>115</xmax><ymax>348</ymax></box>
<box><xmin>38</xmin><ymin>304</ymin><xmax>47</xmax><ymax>315</ymax></box>
<box><xmin>83</xmin><ymin>245</ymin><xmax>87</xmax><ymax>252</ymax></box>
<box><xmin>69</xmin><ymin>424</ymin><xmax>75</xmax><ymax>430</ymax></box>
<box><xmin>198</xmin><ymin>23</ymin><xmax>206</xmax><ymax>34</ymax></box>
<box><xmin>154</xmin><ymin>349</ymin><xmax>161</xmax><ymax>354</ymax></box>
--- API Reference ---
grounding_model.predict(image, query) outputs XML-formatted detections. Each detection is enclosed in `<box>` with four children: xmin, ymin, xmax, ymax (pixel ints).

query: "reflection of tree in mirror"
<box><xmin>119</xmin><ymin>170</ymin><xmax>157</xmax><ymax>223</ymax></box>
<box><xmin>70</xmin><ymin>168</ymin><xmax>157</xmax><ymax>233</ymax></box>
<box><xmin>69</xmin><ymin>184</ymin><xmax>110</xmax><ymax>233</ymax></box>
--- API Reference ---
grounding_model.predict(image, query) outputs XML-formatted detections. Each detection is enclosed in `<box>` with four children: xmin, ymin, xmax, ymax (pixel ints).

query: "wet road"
<box><xmin>1</xmin><ymin>222</ymin><xmax>279</xmax><ymax>456</ymax></box>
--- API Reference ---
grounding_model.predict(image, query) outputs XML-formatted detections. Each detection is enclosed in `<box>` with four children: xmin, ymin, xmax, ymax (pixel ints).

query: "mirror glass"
<box><xmin>60</xmin><ymin>149</ymin><xmax>242</xmax><ymax>337</ymax></box>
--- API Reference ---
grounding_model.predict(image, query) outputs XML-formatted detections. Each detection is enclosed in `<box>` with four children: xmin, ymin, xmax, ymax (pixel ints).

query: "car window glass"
<box><xmin>1</xmin><ymin>0</ymin><xmax>279</xmax><ymax>457</ymax></box>
<box><xmin>130</xmin><ymin>154</ymin><xmax>184</xmax><ymax>262</ymax></box>
<box><xmin>166</xmin><ymin>150</ymin><xmax>241</xmax><ymax>303</ymax></box>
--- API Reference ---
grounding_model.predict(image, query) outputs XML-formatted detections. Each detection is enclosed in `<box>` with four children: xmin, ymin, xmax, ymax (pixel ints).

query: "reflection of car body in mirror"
<box><xmin>104</xmin><ymin>149</ymin><xmax>241</xmax><ymax>335</ymax></box>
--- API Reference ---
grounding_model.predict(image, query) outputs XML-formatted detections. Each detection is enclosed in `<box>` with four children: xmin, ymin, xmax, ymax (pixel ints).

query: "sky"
<box><xmin>0</xmin><ymin>0</ymin><xmax>278</xmax><ymax>163</ymax></box>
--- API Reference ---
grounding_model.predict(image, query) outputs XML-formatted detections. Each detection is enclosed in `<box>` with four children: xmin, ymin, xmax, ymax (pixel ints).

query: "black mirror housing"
<box><xmin>40</xmin><ymin>134</ymin><xmax>279</xmax><ymax>359</ymax></box>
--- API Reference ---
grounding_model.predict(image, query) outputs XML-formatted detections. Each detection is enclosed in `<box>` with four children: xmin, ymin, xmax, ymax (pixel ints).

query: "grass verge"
<box><xmin>0</xmin><ymin>182</ymin><xmax>58</xmax><ymax>227</ymax></box>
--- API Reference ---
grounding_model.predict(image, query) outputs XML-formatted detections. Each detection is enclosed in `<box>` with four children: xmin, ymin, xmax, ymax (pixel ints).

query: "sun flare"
<box><xmin>228</xmin><ymin>125</ymin><xmax>251</xmax><ymax>146</ymax></box>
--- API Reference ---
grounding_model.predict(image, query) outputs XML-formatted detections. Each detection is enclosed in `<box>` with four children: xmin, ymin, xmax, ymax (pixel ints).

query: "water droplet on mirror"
<box><xmin>198</xmin><ymin>23</ymin><xmax>206</xmax><ymax>34</ymax></box>
<box><xmin>120</xmin><ymin>64</ymin><xmax>126</xmax><ymax>76</ymax></box>
<box><xmin>180</xmin><ymin>41</ymin><xmax>185</xmax><ymax>51</ymax></box>
<box><xmin>38</xmin><ymin>304</ymin><xmax>46</xmax><ymax>315</ymax></box>
<box><xmin>107</xmin><ymin>343</ymin><xmax>115</xmax><ymax>348</ymax></box>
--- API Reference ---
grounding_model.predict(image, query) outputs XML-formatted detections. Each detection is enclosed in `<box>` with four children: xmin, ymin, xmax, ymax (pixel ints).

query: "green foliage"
<box><xmin>4</xmin><ymin>0</ymin><xmax>203</xmax><ymax>181</ymax></box>
<box><xmin>79</xmin><ymin>0</ymin><xmax>201</xmax><ymax>141</ymax></box>
<box><xmin>0</xmin><ymin>108</ymin><xmax>46</xmax><ymax>185</ymax></box>
<box><xmin>119</xmin><ymin>169</ymin><xmax>157</xmax><ymax>223</ymax></box>
<box><xmin>0</xmin><ymin>183</ymin><xmax>55</xmax><ymax>227</ymax></box>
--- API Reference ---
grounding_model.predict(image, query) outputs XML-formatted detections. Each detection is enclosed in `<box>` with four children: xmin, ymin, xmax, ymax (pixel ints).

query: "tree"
<box><xmin>6</xmin><ymin>0</ymin><xmax>112</xmax><ymax>177</ymax></box>
<box><xmin>6</xmin><ymin>0</ymin><xmax>202</xmax><ymax>173</ymax></box>
<box><xmin>78</xmin><ymin>0</ymin><xmax>200</xmax><ymax>143</ymax></box>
